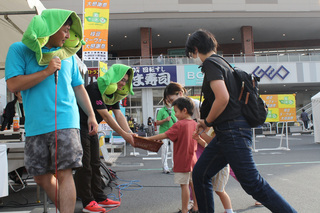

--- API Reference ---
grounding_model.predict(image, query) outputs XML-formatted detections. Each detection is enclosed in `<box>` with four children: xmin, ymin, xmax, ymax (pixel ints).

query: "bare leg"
<box><xmin>190</xmin><ymin>181</ymin><xmax>198</xmax><ymax>211</ymax></box>
<box><xmin>57</xmin><ymin>169</ymin><xmax>76</xmax><ymax>213</ymax></box>
<box><xmin>215</xmin><ymin>190</ymin><xmax>233</xmax><ymax>210</ymax></box>
<box><xmin>181</xmin><ymin>184</ymin><xmax>190</xmax><ymax>213</ymax></box>
<box><xmin>34</xmin><ymin>169</ymin><xmax>76</xmax><ymax>213</ymax></box>
<box><xmin>34</xmin><ymin>173</ymin><xmax>60</xmax><ymax>210</ymax></box>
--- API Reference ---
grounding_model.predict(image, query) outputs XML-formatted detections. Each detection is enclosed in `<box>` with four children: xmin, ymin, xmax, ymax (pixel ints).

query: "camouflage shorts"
<box><xmin>24</xmin><ymin>128</ymin><xmax>83</xmax><ymax>176</ymax></box>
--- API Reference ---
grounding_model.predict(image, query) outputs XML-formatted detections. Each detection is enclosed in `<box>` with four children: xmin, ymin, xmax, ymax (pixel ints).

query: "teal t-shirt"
<box><xmin>5</xmin><ymin>42</ymin><xmax>84</xmax><ymax>137</ymax></box>
<box><xmin>156</xmin><ymin>106</ymin><xmax>176</xmax><ymax>134</ymax></box>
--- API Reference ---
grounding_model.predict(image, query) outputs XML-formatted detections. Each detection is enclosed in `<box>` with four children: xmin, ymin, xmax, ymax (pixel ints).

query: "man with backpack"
<box><xmin>185</xmin><ymin>29</ymin><xmax>297</xmax><ymax>213</ymax></box>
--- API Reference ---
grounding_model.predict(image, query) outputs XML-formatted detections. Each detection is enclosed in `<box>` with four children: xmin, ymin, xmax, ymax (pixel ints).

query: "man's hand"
<box><xmin>196</xmin><ymin>119</ymin><xmax>207</xmax><ymax>134</ymax></box>
<box><xmin>165</xmin><ymin>116</ymin><xmax>171</xmax><ymax>122</ymax></box>
<box><xmin>123</xmin><ymin>132</ymin><xmax>136</xmax><ymax>146</ymax></box>
<box><xmin>87</xmin><ymin>115</ymin><xmax>98</xmax><ymax>136</ymax></box>
<box><xmin>45</xmin><ymin>57</ymin><xmax>61</xmax><ymax>76</ymax></box>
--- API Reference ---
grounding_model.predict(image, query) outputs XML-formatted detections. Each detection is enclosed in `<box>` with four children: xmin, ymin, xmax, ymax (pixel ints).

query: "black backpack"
<box><xmin>209</xmin><ymin>55</ymin><xmax>268</xmax><ymax>127</ymax></box>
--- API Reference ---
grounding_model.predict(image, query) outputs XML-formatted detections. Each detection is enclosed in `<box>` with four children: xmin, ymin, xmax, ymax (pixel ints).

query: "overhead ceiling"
<box><xmin>40</xmin><ymin>0</ymin><xmax>320</xmax><ymax>52</ymax></box>
<box><xmin>107</xmin><ymin>16</ymin><xmax>320</xmax><ymax>51</ymax></box>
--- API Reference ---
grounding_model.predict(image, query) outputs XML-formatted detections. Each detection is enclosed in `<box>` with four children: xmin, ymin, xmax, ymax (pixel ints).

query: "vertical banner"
<box><xmin>99</xmin><ymin>61</ymin><xmax>108</xmax><ymax>77</ymax></box>
<box><xmin>83</xmin><ymin>0</ymin><xmax>109</xmax><ymax>61</ymax></box>
<box><xmin>261</xmin><ymin>94</ymin><xmax>297</xmax><ymax>122</ymax></box>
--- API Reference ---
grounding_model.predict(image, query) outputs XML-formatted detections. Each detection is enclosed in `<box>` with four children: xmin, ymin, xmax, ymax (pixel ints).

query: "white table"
<box><xmin>0</xmin><ymin>144</ymin><xmax>8</xmax><ymax>197</ymax></box>
<box><xmin>0</xmin><ymin>140</ymin><xmax>25</xmax><ymax>173</ymax></box>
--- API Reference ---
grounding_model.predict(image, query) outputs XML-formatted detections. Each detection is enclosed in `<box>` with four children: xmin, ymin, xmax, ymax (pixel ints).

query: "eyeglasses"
<box><xmin>120</xmin><ymin>78</ymin><xmax>128</xmax><ymax>83</ymax></box>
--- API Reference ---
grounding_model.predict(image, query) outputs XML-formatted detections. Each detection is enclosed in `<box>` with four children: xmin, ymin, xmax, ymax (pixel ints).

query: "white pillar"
<box><xmin>142</xmin><ymin>88</ymin><xmax>154</xmax><ymax>127</ymax></box>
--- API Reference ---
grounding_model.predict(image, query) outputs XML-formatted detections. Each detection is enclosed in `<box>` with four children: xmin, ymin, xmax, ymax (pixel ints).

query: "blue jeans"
<box><xmin>192</xmin><ymin>116</ymin><xmax>297</xmax><ymax>213</ymax></box>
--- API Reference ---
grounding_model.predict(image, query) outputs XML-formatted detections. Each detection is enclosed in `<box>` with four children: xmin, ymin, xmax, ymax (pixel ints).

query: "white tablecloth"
<box><xmin>0</xmin><ymin>144</ymin><xmax>8</xmax><ymax>197</ymax></box>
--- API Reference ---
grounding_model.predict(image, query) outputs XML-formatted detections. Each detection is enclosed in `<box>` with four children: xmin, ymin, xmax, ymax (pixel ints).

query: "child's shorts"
<box><xmin>174</xmin><ymin>172</ymin><xmax>192</xmax><ymax>184</ymax></box>
<box><xmin>212</xmin><ymin>164</ymin><xmax>230</xmax><ymax>192</ymax></box>
<box><xmin>24</xmin><ymin>128</ymin><xmax>83</xmax><ymax>176</ymax></box>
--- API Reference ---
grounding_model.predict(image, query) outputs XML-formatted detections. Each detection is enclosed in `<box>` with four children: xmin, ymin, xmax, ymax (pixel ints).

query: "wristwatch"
<box><xmin>204</xmin><ymin>118</ymin><xmax>214</xmax><ymax>127</ymax></box>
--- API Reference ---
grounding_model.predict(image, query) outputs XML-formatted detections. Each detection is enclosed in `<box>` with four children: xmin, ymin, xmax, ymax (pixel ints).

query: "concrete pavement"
<box><xmin>1</xmin><ymin>133</ymin><xmax>319</xmax><ymax>212</ymax></box>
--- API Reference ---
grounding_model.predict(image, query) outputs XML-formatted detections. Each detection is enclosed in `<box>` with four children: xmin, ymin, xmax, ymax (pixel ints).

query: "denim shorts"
<box><xmin>24</xmin><ymin>128</ymin><xmax>83</xmax><ymax>176</ymax></box>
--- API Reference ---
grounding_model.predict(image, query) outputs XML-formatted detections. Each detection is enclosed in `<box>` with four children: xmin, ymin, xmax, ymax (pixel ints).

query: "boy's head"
<box><xmin>172</xmin><ymin>97</ymin><xmax>194</xmax><ymax>120</ymax></box>
<box><xmin>46</xmin><ymin>16</ymin><xmax>73</xmax><ymax>48</ymax></box>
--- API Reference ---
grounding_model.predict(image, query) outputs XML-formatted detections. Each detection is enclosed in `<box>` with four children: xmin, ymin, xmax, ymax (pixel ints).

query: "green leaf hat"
<box><xmin>22</xmin><ymin>9</ymin><xmax>84</xmax><ymax>65</ymax></box>
<box><xmin>97</xmin><ymin>64</ymin><xmax>134</xmax><ymax>105</ymax></box>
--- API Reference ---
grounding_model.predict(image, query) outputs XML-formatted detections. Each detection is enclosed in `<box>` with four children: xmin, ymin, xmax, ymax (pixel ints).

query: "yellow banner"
<box><xmin>99</xmin><ymin>61</ymin><xmax>108</xmax><ymax>77</ymax></box>
<box><xmin>261</xmin><ymin>94</ymin><xmax>296</xmax><ymax>122</ymax></box>
<box><xmin>189</xmin><ymin>96</ymin><xmax>201</xmax><ymax>101</ymax></box>
<box><xmin>83</xmin><ymin>0</ymin><xmax>109</xmax><ymax>61</ymax></box>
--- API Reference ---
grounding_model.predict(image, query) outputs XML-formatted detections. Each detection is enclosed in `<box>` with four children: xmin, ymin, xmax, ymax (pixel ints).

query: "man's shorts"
<box><xmin>174</xmin><ymin>172</ymin><xmax>192</xmax><ymax>185</ymax></box>
<box><xmin>212</xmin><ymin>164</ymin><xmax>230</xmax><ymax>192</ymax></box>
<box><xmin>24</xmin><ymin>128</ymin><xmax>83</xmax><ymax>176</ymax></box>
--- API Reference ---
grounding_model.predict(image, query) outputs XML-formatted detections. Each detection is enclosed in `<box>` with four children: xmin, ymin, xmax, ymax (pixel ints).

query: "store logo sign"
<box><xmin>252</xmin><ymin>65</ymin><xmax>290</xmax><ymax>80</ymax></box>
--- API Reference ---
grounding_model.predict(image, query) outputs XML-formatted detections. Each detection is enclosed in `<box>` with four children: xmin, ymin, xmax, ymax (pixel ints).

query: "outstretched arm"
<box><xmin>97</xmin><ymin>108</ymin><xmax>135</xmax><ymax>146</ymax></box>
<box><xmin>146</xmin><ymin>133</ymin><xmax>168</xmax><ymax>141</ymax></box>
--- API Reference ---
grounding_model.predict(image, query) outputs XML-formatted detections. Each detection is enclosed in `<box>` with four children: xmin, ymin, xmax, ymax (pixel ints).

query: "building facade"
<box><xmin>40</xmin><ymin>0</ymin><xmax>320</xmax><ymax>126</ymax></box>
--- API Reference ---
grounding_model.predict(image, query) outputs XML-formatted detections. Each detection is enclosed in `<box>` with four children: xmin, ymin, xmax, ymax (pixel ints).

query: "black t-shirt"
<box><xmin>79</xmin><ymin>82</ymin><xmax>120</xmax><ymax>130</ymax></box>
<box><xmin>200</xmin><ymin>55</ymin><xmax>241</xmax><ymax>125</ymax></box>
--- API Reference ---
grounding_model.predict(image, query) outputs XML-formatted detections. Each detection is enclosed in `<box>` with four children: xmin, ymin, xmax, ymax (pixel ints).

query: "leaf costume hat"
<box><xmin>22</xmin><ymin>9</ymin><xmax>84</xmax><ymax>65</ymax></box>
<box><xmin>97</xmin><ymin>64</ymin><xmax>134</xmax><ymax>105</ymax></box>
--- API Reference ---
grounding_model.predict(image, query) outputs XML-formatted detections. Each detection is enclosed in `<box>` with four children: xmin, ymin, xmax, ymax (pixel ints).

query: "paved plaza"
<box><xmin>1</xmin><ymin>133</ymin><xmax>319</xmax><ymax>213</ymax></box>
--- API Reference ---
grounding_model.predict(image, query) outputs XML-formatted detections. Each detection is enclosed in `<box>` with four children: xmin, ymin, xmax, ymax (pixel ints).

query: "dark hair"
<box><xmin>126</xmin><ymin>69</ymin><xmax>132</xmax><ymax>77</ymax></box>
<box><xmin>64</xmin><ymin>16</ymin><xmax>73</xmax><ymax>26</ymax></box>
<box><xmin>172</xmin><ymin>97</ymin><xmax>194</xmax><ymax>116</ymax></box>
<box><xmin>13</xmin><ymin>91</ymin><xmax>22</xmax><ymax>104</ymax></box>
<box><xmin>185</xmin><ymin>29</ymin><xmax>218</xmax><ymax>57</ymax></box>
<box><xmin>163</xmin><ymin>82</ymin><xmax>187</xmax><ymax>105</ymax></box>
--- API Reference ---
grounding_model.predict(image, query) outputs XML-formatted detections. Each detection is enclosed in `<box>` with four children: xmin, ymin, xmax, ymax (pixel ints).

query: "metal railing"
<box><xmin>83</xmin><ymin>52</ymin><xmax>320</xmax><ymax>67</ymax></box>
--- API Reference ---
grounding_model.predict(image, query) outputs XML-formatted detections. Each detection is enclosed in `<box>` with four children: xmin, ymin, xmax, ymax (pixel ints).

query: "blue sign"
<box><xmin>131</xmin><ymin>66</ymin><xmax>177</xmax><ymax>87</ymax></box>
<box><xmin>252</xmin><ymin>65</ymin><xmax>290</xmax><ymax>80</ymax></box>
<box><xmin>184</xmin><ymin>65</ymin><xmax>203</xmax><ymax>86</ymax></box>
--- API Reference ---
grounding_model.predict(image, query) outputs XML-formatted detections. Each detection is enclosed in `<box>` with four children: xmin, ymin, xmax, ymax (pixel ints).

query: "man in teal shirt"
<box><xmin>5</xmin><ymin>10</ymin><xmax>98</xmax><ymax>212</ymax></box>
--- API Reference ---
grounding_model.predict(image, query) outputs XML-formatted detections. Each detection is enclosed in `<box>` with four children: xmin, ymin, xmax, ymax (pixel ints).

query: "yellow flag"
<box><xmin>99</xmin><ymin>61</ymin><xmax>108</xmax><ymax>77</ymax></box>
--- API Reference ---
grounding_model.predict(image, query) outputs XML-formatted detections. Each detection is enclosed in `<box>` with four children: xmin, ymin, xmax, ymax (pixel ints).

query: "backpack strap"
<box><xmin>208</xmin><ymin>54</ymin><xmax>244</xmax><ymax>101</ymax></box>
<box><xmin>209</xmin><ymin>54</ymin><xmax>236</xmax><ymax>72</ymax></box>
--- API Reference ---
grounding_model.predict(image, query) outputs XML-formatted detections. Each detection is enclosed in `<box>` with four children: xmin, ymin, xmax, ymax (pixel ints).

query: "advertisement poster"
<box><xmin>261</xmin><ymin>94</ymin><xmax>296</xmax><ymax>122</ymax></box>
<box><xmin>83</xmin><ymin>0</ymin><xmax>109</xmax><ymax>61</ymax></box>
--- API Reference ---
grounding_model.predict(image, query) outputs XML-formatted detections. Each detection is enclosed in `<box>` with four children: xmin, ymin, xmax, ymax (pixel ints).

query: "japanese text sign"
<box><xmin>83</xmin><ymin>0</ymin><xmax>109</xmax><ymax>61</ymax></box>
<box><xmin>88</xmin><ymin>67</ymin><xmax>99</xmax><ymax>84</ymax></box>
<box><xmin>261</xmin><ymin>94</ymin><xmax>296</xmax><ymax>122</ymax></box>
<box><xmin>132</xmin><ymin>66</ymin><xmax>177</xmax><ymax>87</ymax></box>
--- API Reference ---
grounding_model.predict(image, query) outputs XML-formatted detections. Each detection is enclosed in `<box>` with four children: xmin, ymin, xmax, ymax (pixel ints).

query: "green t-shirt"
<box><xmin>156</xmin><ymin>106</ymin><xmax>176</xmax><ymax>134</ymax></box>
